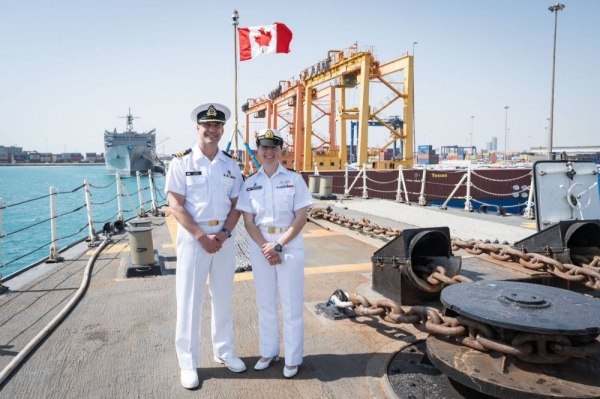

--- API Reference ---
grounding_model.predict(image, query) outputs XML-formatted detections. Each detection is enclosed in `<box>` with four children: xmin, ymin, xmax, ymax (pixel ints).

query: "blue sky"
<box><xmin>0</xmin><ymin>0</ymin><xmax>597</xmax><ymax>156</ymax></box>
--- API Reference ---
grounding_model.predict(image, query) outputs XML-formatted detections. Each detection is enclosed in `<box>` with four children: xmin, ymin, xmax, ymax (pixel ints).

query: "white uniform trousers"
<box><xmin>249</xmin><ymin>233</ymin><xmax>305</xmax><ymax>367</ymax></box>
<box><xmin>175</xmin><ymin>223</ymin><xmax>237</xmax><ymax>370</ymax></box>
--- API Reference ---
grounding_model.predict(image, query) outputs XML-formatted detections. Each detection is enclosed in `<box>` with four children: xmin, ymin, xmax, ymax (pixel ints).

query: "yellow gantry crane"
<box><xmin>242</xmin><ymin>43</ymin><xmax>414</xmax><ymax>173</ymax></box>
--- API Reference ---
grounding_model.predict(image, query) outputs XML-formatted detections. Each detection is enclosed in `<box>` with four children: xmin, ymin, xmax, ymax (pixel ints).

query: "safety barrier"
<box><xmin>0</xmin><ymin>170</ymin><xmax>167</xmax><ymax>281</ymax></box>
<box><xmin>303</xmin><ymin>164</ymin><xmax>534</xmax><ymax>218</ymax></box>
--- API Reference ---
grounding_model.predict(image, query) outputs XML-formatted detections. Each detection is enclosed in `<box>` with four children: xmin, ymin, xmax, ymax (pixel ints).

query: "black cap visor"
<box><xmin>257</xmin><ymin>137</ymin><xmax>283</xmax><ymax>147</ymax></box>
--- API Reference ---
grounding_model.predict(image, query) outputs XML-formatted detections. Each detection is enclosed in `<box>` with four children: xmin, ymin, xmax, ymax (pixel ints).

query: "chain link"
<box><xmin>332</xmin><ymin>291</ymin><xmax>600</xmax><ymax>365</ymax></box>
<box><xmin>452</xmin><ymin>238</ymin><xmax>600</xmax><ymax>290</ymax></box>
<box><xmin>311</xmin><ymin>207</ymin><xmax>401</xmax><ymax>237</ymax></box>
<box><xmin>412</xmin><ymin>264</ymin><xmax>474</xmax><ymax>286</ymax></box>
<box><xmin>312</xmin><ymin>207</ymin><xmax>475</xmax><ymax>285</ymax></box>
<box><xmin>316</xmin><ymin>205</ymin><xmax>600</xmax><ymax>365</ymax></box>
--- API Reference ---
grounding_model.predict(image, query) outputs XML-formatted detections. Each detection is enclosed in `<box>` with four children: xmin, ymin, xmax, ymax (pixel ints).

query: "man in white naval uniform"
<box><xmin>236</xmin><ymin>128</ymin><xmax>314</xmax><ymax>378</ymax></box>
<box><xmin>165</xmin><ymin>103</ymin><xmax>245</xmax><ymax>389</ymax></box>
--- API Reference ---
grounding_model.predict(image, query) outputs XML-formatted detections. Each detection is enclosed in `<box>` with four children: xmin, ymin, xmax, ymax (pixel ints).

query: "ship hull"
<box><xmin>104</xmin><ymin>145</ymin><xmax>156</xmax><ymax>176</ymax></box>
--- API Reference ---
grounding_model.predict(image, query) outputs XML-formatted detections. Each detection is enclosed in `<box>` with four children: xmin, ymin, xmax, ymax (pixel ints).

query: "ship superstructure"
<box><xmin>104</xmin><ymin>109</ymin><xmax>157</xmax><ymax>176</ymax></box>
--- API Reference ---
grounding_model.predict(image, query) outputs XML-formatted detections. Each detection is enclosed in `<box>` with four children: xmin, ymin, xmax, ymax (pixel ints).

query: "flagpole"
<box><xmin>229</xmin><ymin>10</ymin><xmax>260</xmax><ymax>170</ymax></box>
<box><xmin>231</xmin><ymin>9</ymin><xmax>240</xmax><ymax>158</ymax></box>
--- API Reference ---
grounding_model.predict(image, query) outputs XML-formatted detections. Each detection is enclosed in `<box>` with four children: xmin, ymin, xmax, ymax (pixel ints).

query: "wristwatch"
<box><xmin>221</xmin><ymin>227</ymin><xmax>232</xmax><ymax>238</ymax></box>
<box><xmin>274</xmin><ymin>242</ymin><xmax>283</xmax><ymax>252</ymax></box>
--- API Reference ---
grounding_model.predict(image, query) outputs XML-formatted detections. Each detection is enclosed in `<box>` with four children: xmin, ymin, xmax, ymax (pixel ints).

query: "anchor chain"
<box><xmin>310</xmin><ymin>207</ymin><xmax>400</xmax><ymax>237</ymax></box>
<box><xmin>452</xmin><ymin>238</ymin><xmax>600</xmax><ymax>290</ymax></box>
<box><xmin>328</xmin><ymin>291</ymin><xmax>600</xmax><ymax>365</ymax></box>
<box><xmin>313</xmin><ymin>207</ymin><xmax>473</xmax><ymax>285</ymax></box>
<box><xmin>311</xmin><ymin>208</ymin><xmax>600</xmax><ymax>290</ymax></box>
<box><xmin>413</xmin><ymin>264</ymin><xmax>474</xmax><ymax>286</ymax></box>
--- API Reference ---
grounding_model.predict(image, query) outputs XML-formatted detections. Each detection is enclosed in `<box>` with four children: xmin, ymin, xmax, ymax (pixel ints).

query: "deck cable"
<box><xmin>0</xmin><ymin>236</ymin><xmax>110</xmax><ymax>386</ymax></box>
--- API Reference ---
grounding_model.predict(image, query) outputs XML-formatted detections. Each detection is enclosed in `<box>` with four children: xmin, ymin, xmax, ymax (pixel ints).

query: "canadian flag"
<box><xmin>238</xmin><ymin>22</ymin><xmax>293</xmax><ymax>61</ymax></box>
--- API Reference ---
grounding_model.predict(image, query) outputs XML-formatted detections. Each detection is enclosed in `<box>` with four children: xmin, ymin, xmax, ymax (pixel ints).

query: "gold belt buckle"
<box><xmin>208</xmin><ymin>220</ymin><xmax>219</xmax><ymax>226</ymax></box>
<box><xmin>267</xmin><ymin>227</ymin><xmax>277</xmax><ymax>234</ymax></box>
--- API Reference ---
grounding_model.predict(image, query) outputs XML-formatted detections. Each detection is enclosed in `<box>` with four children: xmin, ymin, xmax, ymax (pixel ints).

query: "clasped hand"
<box><xmin>198</xmin><ymin>234</ymin><xmax>226</xmax><ymax>254</ymax></box>
<box><xmin>261</xmin><ymin>242</ymin><xmax>282</xmax><ymax>266</ymax></box>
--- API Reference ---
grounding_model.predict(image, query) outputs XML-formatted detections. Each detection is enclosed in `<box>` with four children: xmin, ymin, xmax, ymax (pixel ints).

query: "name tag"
<box><xmin>186</xmin><ymin>171</ymin><xmax>202</xmax><ymax>176</ymax></box>
<box><xmin>247</xmin><ymin>185</ymin><xmax>262</xmax><ymax>191</ymax></box>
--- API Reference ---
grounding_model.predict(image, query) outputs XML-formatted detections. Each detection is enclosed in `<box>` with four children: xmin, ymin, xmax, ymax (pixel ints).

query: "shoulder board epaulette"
<box><xmin>244</xmin><ymin>171</ymin><xmax>257</xmax><ymax>180</ymax></box>
<box><xmin>222</xmin><ymin>150</ymin><xmax>232</xmax><ymax>158</ymax></box>
<box><xmin>173</xmin><ymin>148</ymin><xmax>192</xmax><ymax>157</ymax></box>
<box><xmin>286</xmin><ymin>168</ymin><xmax>296</xmax><ymax>172</ymax></box>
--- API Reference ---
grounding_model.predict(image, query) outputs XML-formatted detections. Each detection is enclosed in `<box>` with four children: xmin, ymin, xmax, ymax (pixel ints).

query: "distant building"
<box><xmin>1</xmin><ymin>146</ymin><xmax>104</xmax><ymax>164</ymax></box>
<box><xmin>491</xmin><ymin>137</ymin><xmax>498</xmax><ymax>151</ymax></box>
<box><xmin>57</xmin><ymin>152</ymin><xmax>84</xmax><ymax>163</ymax></box>
<box><xmin>0</xmin><ymin>145</ymin><xmax>23</xmax><ymax>155</ymax></box>
<box><xmin>28</xmin><ymin>151</ymin><xmax>41</xmax><ymax>163</ymax></box>
<box><xmin>0</xmin><ymin>145</ymin><xmax>23</xmax><ymax>163</ymax></box>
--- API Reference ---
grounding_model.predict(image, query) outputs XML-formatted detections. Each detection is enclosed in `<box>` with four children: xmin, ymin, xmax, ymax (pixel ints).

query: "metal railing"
<box><xmin>0</xmin><ymin>170</ymin><xmax>167</xmax><ymax>281</ymax></box>
<box><xmin>304</xmin><ymin>164</ymin><xmax>535</xmax><ymax>217</ymax></box>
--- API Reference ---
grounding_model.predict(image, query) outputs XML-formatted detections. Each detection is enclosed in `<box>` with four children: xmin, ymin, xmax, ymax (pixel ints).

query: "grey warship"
<box><xmin>104</xmin><ymin>109</ymin><xmax>158</xmax><ymax>176</ymax></box>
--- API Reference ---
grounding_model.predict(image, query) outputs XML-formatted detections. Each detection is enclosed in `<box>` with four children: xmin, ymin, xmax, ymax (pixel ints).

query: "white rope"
<box><xmin>471</xmin><ymin>183</ymin><xmax>525</xmax><ymax>197</ymax></box>
<box><xmin>366</xmin><ymin>176</ymin><xmax>399</xmax><ymax>184</ymax></box>
<box><xmin>470</xmin><ymin>170</ymin><xmax>532</xmax><ymax>182</ymax></box>
<box><xmin>366</xmin><ymin>187</ymin><xmax>397</xmax><ymax>193</ymax></box>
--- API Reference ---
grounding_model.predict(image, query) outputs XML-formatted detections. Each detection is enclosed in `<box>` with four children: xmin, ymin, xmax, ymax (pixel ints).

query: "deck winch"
<box><xmin>425</xmin><ymin>281</ymin><xmax>600</xmax><ymax>398</ymax></box>
<box><xmin>371</xmin><ymin>227</ymin><xmax>462</xmax><ymax>305</ymax></box>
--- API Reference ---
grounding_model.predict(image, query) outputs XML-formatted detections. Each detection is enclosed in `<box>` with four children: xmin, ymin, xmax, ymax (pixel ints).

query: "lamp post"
<box><xmin>412</xmin><ymin>41</ymin><xmax>418</xmax><ymax>159</ymax></box>
<box><xmin>546</xmin><ymin>117</ymin><xmax>550</xmax><ymax>155</ymax></box>
<box><xmin>548</xmin><ymin>3</ymin><xmax>565</xmax><ymax>160</ymax></box>
<box><xmin>470</xmin><ymin>116</ymin><xmax>474</xmax><ymax>149</ymax></box>
<box><xmin>504</xmin><ymin>106</ymin><xmax>509</xmax><ymax>160</ymax></box>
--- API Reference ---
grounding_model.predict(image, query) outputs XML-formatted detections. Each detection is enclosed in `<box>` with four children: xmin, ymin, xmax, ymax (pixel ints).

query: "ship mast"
<box><xmin>119</xmin><ymin>108</ymin><xmax>140</xmax><ymax>133</ymax></box>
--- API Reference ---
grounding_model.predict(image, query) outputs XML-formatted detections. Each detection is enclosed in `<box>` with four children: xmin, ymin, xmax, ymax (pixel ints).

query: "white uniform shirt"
<box><xmin>236</xmin><ymin>164</ymin><xmax>314</xmax><ymax>227</ymax></box>
<box><xmin>165</xmin><ymin>144</ymin><xmax>243</xmax><ymax>223</ymax></box>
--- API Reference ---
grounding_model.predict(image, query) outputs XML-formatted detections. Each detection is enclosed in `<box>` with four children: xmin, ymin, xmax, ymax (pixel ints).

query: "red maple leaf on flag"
<box><xmin>254</xmin><ymin>28</ymin><xmax>272</xmax><ymax>47</ymax></box>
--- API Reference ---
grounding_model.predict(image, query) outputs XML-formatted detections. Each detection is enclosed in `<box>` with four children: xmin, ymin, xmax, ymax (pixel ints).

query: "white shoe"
<box><xmin>283</xmin><ymin>365</ymin><xmax>298</xmax><ymax>378</ymax></box>
<box><xmin>214</xmin><ymin>355</ymin><xmax>247</xmax><ymax>372</ymax></box>
<box><xmin>180</xmin><ymin>369</ymin><xmax>199</xmax><ymax>389</ymax></box>
<box><xmin>254</xmin><ymin>355</ymin><xmax>279</xmax><ymax>371</ymax></box>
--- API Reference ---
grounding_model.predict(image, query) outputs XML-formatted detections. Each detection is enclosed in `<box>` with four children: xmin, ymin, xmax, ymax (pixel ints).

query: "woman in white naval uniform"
<box><xmin>165</xmin><ymin>103</ymin><xmax>246</xmax><ymax>390</ymax></box>
<box><xmin>236</xmin><ymin>128</ymin><xmax>314</xmax><ymax>378</ymax></box>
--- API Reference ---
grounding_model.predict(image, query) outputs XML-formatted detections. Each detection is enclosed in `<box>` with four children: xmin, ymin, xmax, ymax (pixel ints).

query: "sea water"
<box><xmin>0</xmin><ymin>165</ymin><xmax>167</xmax><ymax>279</ymax></box>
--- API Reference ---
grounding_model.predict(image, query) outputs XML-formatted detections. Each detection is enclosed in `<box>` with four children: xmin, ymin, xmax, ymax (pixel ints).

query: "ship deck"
<box><xmin>1</xmin><ymin>198</ymin><xmax>598</xmax><ymax>399</ymax></box>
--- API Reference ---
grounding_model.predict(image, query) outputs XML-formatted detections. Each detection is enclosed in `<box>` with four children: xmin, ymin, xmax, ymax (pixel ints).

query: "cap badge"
<box><xmin>206</xmin><ymin>105</ymin><xmax>218</xmax><ymax>117</ymax></box>
<box><xmin>264</xmin><ymin>130</ymin><xmax>274</xmax><ymax>139</ymax></box>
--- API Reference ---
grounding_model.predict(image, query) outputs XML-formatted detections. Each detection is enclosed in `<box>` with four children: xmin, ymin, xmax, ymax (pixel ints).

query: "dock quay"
<box><xmin>1</xmin><ymin>198</ymin><xmax>599</xmax><ymax>399</ymax></box>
